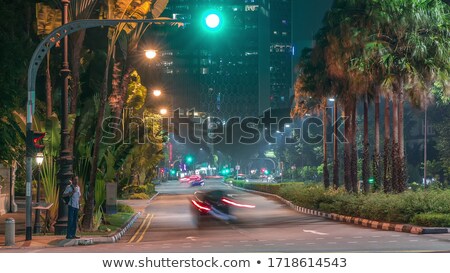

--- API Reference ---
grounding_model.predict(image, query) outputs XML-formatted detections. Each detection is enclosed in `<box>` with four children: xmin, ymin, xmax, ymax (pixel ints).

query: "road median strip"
<box><xmin>228</xmin><ymin>183</ymin><xmax>449</xmax><ymax>235</ymax></box>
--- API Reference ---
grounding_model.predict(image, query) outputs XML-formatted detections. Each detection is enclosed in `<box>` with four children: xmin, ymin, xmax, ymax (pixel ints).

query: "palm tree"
<box><xmin>83</xmin><ymin>0</ymin><xmax>155</xmax><ymax>230</ymax></box>
<box><xmin>362</xmin><ymin>94</ymin><xmax>370</xmax><ymax>193</ymax></box>
<box><xmin>68</xmin><ymin>0</ymin><xmax>98</xmax><ymax>153</ymax></box>
<box><xmin>36</xmin><ymin>2</ymin><xmax>62</xmax><ymax>118</ymax></box>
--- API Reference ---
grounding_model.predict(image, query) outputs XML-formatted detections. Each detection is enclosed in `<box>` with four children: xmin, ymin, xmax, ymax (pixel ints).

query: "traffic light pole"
<box><xmin>26</xmin><ymin>18</ymin><xmax>186</xmax><ymax>240</ymax></box>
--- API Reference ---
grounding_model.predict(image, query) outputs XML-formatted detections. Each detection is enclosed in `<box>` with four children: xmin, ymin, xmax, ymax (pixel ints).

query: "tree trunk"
<box><xmin>383</xmin><ymin>96</ymin><xmax>392</xmax><ymax>192</ymax></box>
<box><xmin>397</xmin><ymin>83</ymin><xmax>406</xmax><ymax>192</ymax></box>
<box><xmin>373</xmin><ymin>91</ymin><xmax>381</xmax><ymax>190</ymax></box>
<box><xmin>82</xmin><ymin>55</ymin><xmax>111</xmax><ymax>231</ymax></box>
<box><xmin>391</xmin><ymin>91</ymin><xmax>400</xmax><ymax>192</ymax></box>
<box><xmin>350</xmin><ymin>100</ymin><xmax>358</xmax><ymax>193</ymax></box>
<box><xmin>323</xmin><ymin>101</ymin><xmax>330</xmax><ymax>189</ymax></box>
<box><xmin>333</xmin><ymin>102</ymin><xmax>339</xmax><ymax>189</ymax></box>
<box><xmin>68</xmin><ymin>30</ymin><xmax>86</xmax><ymax>156</ymax></box>
<box><xmin>344</xmin><ymin>104</ymin><xmax>351</xmax><ymax>192</ymax></box>
<box><xmin>363</xmin><ymin>94</ymin><xmax>370</xmax><ymax>193</ymax></box>
<box><xmin>46</xmin><ymin>52</ymin><xmax>52</xmax><ymax>119</ymax></box>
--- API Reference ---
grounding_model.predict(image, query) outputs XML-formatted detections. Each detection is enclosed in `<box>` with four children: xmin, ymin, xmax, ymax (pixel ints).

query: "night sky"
<box><xmin>292</xmin><ymin>0</ymin><xmax>333</xmax><ymax>60</ymax></box>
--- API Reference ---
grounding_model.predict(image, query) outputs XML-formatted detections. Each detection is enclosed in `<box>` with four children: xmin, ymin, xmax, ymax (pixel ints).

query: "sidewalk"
<box><xmin>0</xmin><ymin>198</ymin><xmax>150</xmax><ymax>250</ymax></box>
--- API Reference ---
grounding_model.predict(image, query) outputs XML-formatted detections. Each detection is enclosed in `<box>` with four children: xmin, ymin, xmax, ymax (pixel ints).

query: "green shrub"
<box><xmin>117</xmin><ymin>203</ymin><xmax>134</xmax><ymax>213</ymax></box>
<box><xmin>411</xmin><ymin>213</ymin><xmax>450</xmax><ymax>227</ymax></box>
<box><xmin>129</xmin><ymin>193</ymin><xmax>150</xmax><ymax>200</ymax></box>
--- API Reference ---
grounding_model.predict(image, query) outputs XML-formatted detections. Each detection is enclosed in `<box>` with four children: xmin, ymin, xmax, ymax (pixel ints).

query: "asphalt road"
<box><xmin>10</xmin><ymin>179</ymin><xmax>450</xmax><ymax>253</ymax></box>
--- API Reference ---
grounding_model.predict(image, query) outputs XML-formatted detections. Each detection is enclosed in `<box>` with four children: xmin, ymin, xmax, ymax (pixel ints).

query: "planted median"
<box><xmin>230</xmin><ymin>181</ymin><xmax>450</xmax><ymax>227</ymax></box>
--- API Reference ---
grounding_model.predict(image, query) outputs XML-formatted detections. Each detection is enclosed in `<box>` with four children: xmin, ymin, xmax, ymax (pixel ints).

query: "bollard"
<box><xmin>5</xmin><ymin>218</ymin><xmax>15</xmax><ymax>246</ymax></box>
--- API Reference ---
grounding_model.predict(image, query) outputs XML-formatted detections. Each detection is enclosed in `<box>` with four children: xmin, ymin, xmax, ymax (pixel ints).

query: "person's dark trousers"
<box><xmin>67</xmin><ymin>205</ymin><xmax>79</xmax><ymax>238</ymax></box>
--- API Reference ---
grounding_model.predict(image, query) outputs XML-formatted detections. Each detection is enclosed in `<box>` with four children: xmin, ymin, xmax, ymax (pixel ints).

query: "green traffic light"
<box><xmin>170</xmin><ymin>169</ymin><xmax>176</xmax><ymax>175</ymax></box>
<box><xmin>202</xmin><ymin>10</ymin><xmax>223</xmax><ymax>31</ymax></box>
<box><xmin>186</xmin><ymin>156</ymin><xmax>193</xmax><ymax>163</ymax></box>
<box><xmin>205</xmin><ymin>13</ymin><xmax>220</xmax><ymax>28</ymax></box>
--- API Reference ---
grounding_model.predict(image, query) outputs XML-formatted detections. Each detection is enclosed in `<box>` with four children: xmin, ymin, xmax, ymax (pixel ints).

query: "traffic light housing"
<box><xmin>26</xmin><ymin>130</ymin><xmax>45</xmax><ymax>157</ymax></box>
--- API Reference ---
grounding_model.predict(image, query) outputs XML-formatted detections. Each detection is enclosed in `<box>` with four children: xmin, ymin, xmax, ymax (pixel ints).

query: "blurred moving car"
<box><xmin>234</xmin><ymin>174</ymin><xmax>249</xmax><ymax>182</ymax></box>
<box><xmin>190</xmin><ymin>189</ymin><xmax>255</xmax><ymax>227</ymax></box>
<box><xmin>179</xmin><ymin>174</ymin><xmax>203</xmax><ymax>183</ymax></box>
<box><xmin>189</xmin><ymin>175</ymin><xmax>205</xmax><ymax>187</ymax></box>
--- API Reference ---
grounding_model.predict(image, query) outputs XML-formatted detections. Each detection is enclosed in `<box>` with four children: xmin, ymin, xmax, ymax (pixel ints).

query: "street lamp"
<box><xmin>145</xmin><ymin>49</ymin><xmax>157</xmax><ymax>59</ymax></box>
<box><xmin>33</xmin><ymin>152</ymin><xmax>44</xmax><ymax>234</ymax></box>
<box><xmin>160</xmin><ymin>108</ymin><xmax>168</xmax><ymax>115</ymax></box>
<box><xmin>153</xmin><ymin>89</ymin><xmax>162</xmax><ymax>97</ymax></box>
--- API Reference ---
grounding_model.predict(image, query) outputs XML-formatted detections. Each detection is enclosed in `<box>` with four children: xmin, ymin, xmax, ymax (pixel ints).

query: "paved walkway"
<box><xmin>0</xmin><ymin>198</ymin><xmax>149</xmax><ymax>250</ymax></box>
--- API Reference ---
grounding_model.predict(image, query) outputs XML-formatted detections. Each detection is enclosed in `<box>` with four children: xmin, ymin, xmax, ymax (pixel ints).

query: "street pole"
<box><xmin>54</xmin><ymin>0</ymin><xmax>73</xmax><ymax>235</ymax></box>
<box><xmin>423</xmin><ymin>106</ymin><xmax>427</xmax><ymax>188</ymax></box>
<box><xmin>333</xmin><ymin>100</ymin><xmax>339</xmax><ymax>189</ymax></box>
<box><xmin>33</xmin><ymin>162</ymin><xmax>42</xmax><ymax>234</ymax></box>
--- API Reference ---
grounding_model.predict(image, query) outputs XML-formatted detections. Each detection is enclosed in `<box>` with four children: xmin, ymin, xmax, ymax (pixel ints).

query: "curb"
<box><xmin>63</xmin><ymin>192</ymin><xmax>160</xmax><ymax>247</ymax></box>
<box><xmin>229</xmin><ymin>183</ymin><xmax>449</xmax><ymax>235</ymax></box>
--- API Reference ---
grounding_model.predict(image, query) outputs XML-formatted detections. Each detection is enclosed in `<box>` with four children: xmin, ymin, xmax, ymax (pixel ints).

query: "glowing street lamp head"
<box><xmin>153</xmin><ymin>89</ymin><xmax>162</xmax><ymax>97</ymax></box>
<box><xmin>160</xmin><ymin>108</ymin><xmax>168</xmax><ymax>115</ymax></box>
<box><xmin>205</xmin><ymin>13</ymin><xmax>220</xmax><ymax>29</ymax></box>
<box><xmin>145</xmin><ymin>49</ymin><xmax>157</xmax><ymax>59</ymax></box>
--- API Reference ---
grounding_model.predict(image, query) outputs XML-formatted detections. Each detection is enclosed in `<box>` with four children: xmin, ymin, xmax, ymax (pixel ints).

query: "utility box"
<box><xmin>105</xmin><ymin>182</ymin><xmax>117</xmax><ymax>214</ymax></box>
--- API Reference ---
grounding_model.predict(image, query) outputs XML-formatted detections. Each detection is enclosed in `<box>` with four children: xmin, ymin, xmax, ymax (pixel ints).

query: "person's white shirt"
<box><xmin>63</xmin><ymin>184</ymin><xmax>81</xmax><ymax>209</ymax></box>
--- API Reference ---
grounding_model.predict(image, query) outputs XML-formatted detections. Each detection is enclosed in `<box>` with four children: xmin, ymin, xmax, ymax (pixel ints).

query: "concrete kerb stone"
<box><xmin>228</xmin><ymin>184</ymin><xmax>448</xmax><ymax>235</ymax></box>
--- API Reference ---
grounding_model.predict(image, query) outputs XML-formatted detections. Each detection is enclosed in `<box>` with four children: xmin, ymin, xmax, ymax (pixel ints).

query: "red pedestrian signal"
<box><xmin>33</xmin><ymin>132</ymin><xmax>46</xmax><ymax>150</ymax></box>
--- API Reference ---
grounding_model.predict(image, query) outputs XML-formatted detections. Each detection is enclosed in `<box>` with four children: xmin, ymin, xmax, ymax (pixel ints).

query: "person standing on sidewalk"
<box><xmin>63</xmin><ymin>176</ymin><xmax>81</xmax><ymax>239</ymax></box>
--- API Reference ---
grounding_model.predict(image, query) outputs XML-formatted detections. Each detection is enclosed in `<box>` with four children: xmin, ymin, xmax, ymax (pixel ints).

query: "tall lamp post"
<box><xmin>33</xmin><ymin>152</ymin><xmax>44</xmax><ymax>233</ymax></box>
<box><xmin>54</xmin><ymin>0</ymin><xmax>73</xmax><ymax>235</ymax></box>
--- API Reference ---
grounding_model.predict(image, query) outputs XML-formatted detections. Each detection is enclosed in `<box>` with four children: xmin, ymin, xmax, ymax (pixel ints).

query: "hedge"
<box><xmin>231</xmin><ymin>181</ymin><xmax>450</xmax><ymax>227</ymax></box>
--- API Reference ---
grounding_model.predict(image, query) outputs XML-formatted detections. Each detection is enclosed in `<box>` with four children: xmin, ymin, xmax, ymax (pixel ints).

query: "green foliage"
<box><xmin>129</xmin><ymin>193</ymin><xmax>150</xmax><ymax>200</ymax></box>
<box><xmin>240</xmin><ymin>182</ymin><xmax>450</xmax><ymax>227</ymax></box>
<box><xmin>40</xmin><ymin>155</ymin><xmax>59</xmax><ymax>227</ymax></box>
<box><xmin>117</xmin><ymin>203</ymin><xmax>135</xmax><ymax>213</ymax></box>
<box><xmin>121</xmin><ymin>184</ymin><xmax>155</xmax><ymax>199</ymax></box>
<box><xmin>411</xmin><ymin>213</ymin><xmax>450</xmax><ymax>227</ymax></box>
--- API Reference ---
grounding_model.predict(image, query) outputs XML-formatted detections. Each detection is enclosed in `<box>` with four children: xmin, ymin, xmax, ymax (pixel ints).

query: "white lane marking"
<box><xmin>368</xmin><ymin>241</ymin><xmax>378</xmax><ymax>243</ymax></box>
<box><xmin>391</xmin><ymin>235</ymin><xmax>401</xmax><ymax>237</ymax></box>
<box><xmin>347</xmin><ymin>241</ymin><xmax>358</xmax><ymax>244</ymax></box>
<box><xmin>409</xmin><ymin>240</ymin><xmax>419</xmax><ymax>242</ymax></box>
<box><xmin>286</xmin><ymin>243</ymin><xmax>295</xmax><ymax>246</ymax></box>
<box><xmin>221</xmin><ymin>241</ymin><xmax>230</xmax><ymax>243</ymax></box>
<box><xmin>334</xmin><ymin>237</ymin><xmax>343</xmax><ymax>239</ymax></box>
<box><xmin>328</xmin><ymin>242</ymin><xmax>337</xmax><ymax>244</ymax></box>
<box><xmin>186</xmin><ymin>236</ymin><xmax>198</xmax><ymax>241</ymax></box>
<box><xmin>315</xmin><ymin>238</ymin><xmax>325</xmax><ymax>240</ymax></box>
<box><xmin>306</xmin><ymin>242</ymin><xmax>316</xmax><ymax>245</ymax></box>
<box><xmin>244</xmin><ymin>244</ymin><xmax>253</xmax><ymax>247</ymax></box>
<box><xmin>352</xmin><ymin>236</ymin><xmax>363</xmax><ymax>239</ymax></box>
<box><xmin>224</xmin><ymin>245</ymin><xmax>233</xmax><ymax>247</ymax></box>
<box><xmin>265</xmin><ymin>243</ymin><xmax>274</xmax><ymax>246</ymax></box>
<box><xmin>429</xmin><ymin>239</ymin><xmax>438</xmax><ymax>242</ymax></box>
<box><xmin>303</xmin><ymin>230</ymin><xmax>329</xmax><ymax>236</ymax></box>
<box><xmin>202</xmin><ymin>245</ymin><xmax>212</xmax><ymax>248</ymax></box>
<box><xmin>388</xmin><ymin>240</ymin><xmax>397</xmax><ymax>243</ymax></box>
<box><xmin>277</xmin><ymin>239</ymin><xmax>287</xmax><ymax>241</ymax></box>
<box><xmin>372</xmin><ymin>235</ymin><xmax>381</xmax><ymax>238</ymax></box>
<box><xmin>240</xmin><ymin>240</ymin><xmax>248</xmax><ymax>243</ymax></box>
<box><xmin>296</xmin><ymin>238</ymin><xmax>305</xmax><ymax>241</ymax></box>
<box><xmin>163</xmin><ymin>243</ymin><xmax>172</xmax><ymax>246</ymax></box>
